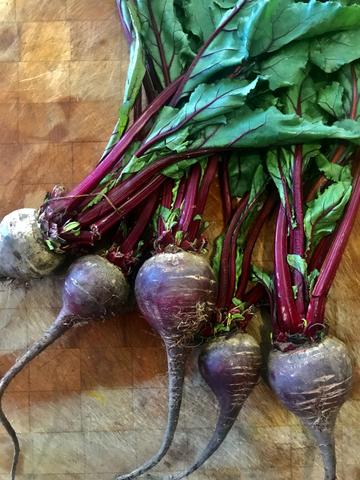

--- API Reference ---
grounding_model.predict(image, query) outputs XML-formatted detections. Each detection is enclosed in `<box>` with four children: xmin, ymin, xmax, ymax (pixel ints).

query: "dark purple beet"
<box><xmin>116</xmin><ymin>251</ymin><xmax>217</xmax><ymax>480</ymax></box>
<box><xmin>268</xmin><ymin>336</ymin><xmax>352</xmax><ymax>480</ymax></box>
<box><xmin>135</xmin><ymin>251</ymin><xmax>217</xmax><ymax>342</ymax></box>
<box><xmin>167</xmin><ymin>332</ymin><xmax>261</xmax><ymax>479</ymax></box>
<box><xmin>0</xmin><ymin>255</ymin><xmax>129</xmax><ymax>480</ymax></box>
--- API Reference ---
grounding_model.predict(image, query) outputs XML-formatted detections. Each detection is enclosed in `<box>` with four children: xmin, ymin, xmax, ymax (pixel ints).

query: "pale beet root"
<box><xmin>0</xmin><ymin>254</ymin><xmax>129</xmax><ymax>479</ymax></box>
<box><xmin>0</xmin><ymin>208</ymin><xmax>63</xmax><ymax>280</ymax></box>
<box><xmin>115</xmin><ymin>251</ymin><xmax>217</xmax><ymax>480</ymax></box>
<box><xmin>165</xmin><ymin>332</ymin><xmax>261</xmax><ymax>480</ymax></box>
<box><xmin>268</xmin><ymin>336</ymin><xmax>352</xmax><ymax>480</ymax></box>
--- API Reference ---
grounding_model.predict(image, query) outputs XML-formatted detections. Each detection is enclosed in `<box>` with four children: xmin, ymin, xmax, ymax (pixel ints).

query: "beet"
<box><xmin>169</xmin><ymin>332</ymin><xmax>261</xmax><ymax>479</ymax></box>
<box><xmin>268</xmin><ymin>337</ymin><xmax>352</xmax><ymax>480</ymax></box>
<box><xmin>0</xmin><ymin>208</ymin><xmax>63</xmax><ymax>280</ymax></box>
<box><xmin>0</xmin><ymin>255</ymin><xmax>129</xmax><ymax>479</ymax></box>
<box><xmin>115</xmin><ymin>251</ymin><xmax>217</xmax><ymax>480</ymax></box>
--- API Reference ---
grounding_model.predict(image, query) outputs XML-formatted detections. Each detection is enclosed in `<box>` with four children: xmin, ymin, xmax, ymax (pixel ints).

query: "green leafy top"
<box><xmin>182</xmin><ymin>0</ymin><xmax>360</xmax><ymax>94</ymax></box>
<box><xmin>304</xmin><ymin>160</ymin><xmax>353</xmax><ymax>253</ymax></box>
<box><xmin>136</xmin><ymin>0</ymin><xmax>195</xmax><ymax>87</ymax></box>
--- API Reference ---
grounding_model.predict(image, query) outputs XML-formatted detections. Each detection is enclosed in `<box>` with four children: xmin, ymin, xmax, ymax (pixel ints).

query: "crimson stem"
<box><xmin>157</xmin><ymin>180</ymin><xmax>174</xmax><ymax>237</ymax></box>
<box><xmin>75</xmin><ymin>148</ymin><xmax>222</xmax><ymax>229</ymax></box>
<box><xmin>274</xmin><ymin>207</ymin><xmax>302</xmax><ymax>334</ymax></box>
<box><xmin>177</xmin><ymin>164</ymin><xmax>202</xmax><ymax>233</ymax></box>
<box><xmin>218</xmin><ymin>159</ymin><xmax>233</xmax><ymax>225</ymax></box>
<box><xmin>63</xmin><ymin>149</ymin><xmax>223</xmax><ymax>247</ymax></box>
<box><xmin>291</xmin><ymin>145</ymin><xmax>306</xmax><ymax>318</ymax></box>
<box><xmin>217</xmin><ymin>194</ymin><xmax>249</xmax><ymax>309</ymax></box>
<box><xmin>224</xmin><ymin>190</ymin><xmax>269</xmax><ymax>308</ymax></box>
<box><xmin>91</xmin><ymin>175</ymin><xmax>165</xmax><ymax>238</ymax></box>
<box><xmin>187</xmin><ymin>156</ymin><xmax>218</xmax><ymax>242</ymax></box>
<box><xmin>308</xmin><ymin>234</ymin><xmax>336</xmax><ymax>273</ymax></box>
<box><xmin>119</xmin><ymin>192</ymin><xmax>159</xmax><ymax>254</ymax></box>
<box><xmin>236</xmin><ymin>197</ymin><xmax>275</xmax><ymax>299</ymax></box>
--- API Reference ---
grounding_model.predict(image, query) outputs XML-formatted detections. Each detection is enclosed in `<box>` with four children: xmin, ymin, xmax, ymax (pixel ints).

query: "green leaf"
<box><xmin>249</xmin><ymin>164</ymin><xmax>267</xmax><ymax>203</ymax></box>
<box><xmin>136</xmin><ymin>0</ymin><xmax>194</xmax><ymax>86</ymax></box>
<box><xmin>266</xmin><ymin>148</ymin><xmax>293</xmax><ymax>209</ymax></box>
<box><xmin>315</xmin><ymin>154</ymin><xmax>352</xmax><ymax>183</ymax></box>
<box><xmin>147</xmin><ymin>77</ymin><xmax>259</xmax><ymax>148</ymax></box>
<box><xmin>282</xmin><ymin>71</ymin><xmax>325</xmax><ymax>121</ymax></box>
<box><xmin>161</xmin><ymin>126</ymin><xmax>191</xmax><ymax>154</ymax></box>
<box><xmin>308</xmin><ymin>268</ymin><xmax>320</xmax><ymax>295</ymax></box>
<box><xmin>99</xmin><ymin>173</ymin><xmax>116</xmax><ymax>187</ymax></box>
<box><xmin>101</xmin><ymin>1</ymin><xmax>145</xmax><ymax>159</ymax></box>
<box><xmin>229</xmin><ymin>312</ymin><xmax>244</xmax><ymax>321</ymax></box>
<box><xmin>337</xmin><ymin>62</ymin><xmax>360</xmax><ymax>121</ymax></box>
<box><xmin>120</xmin><ymin>148</ymin><xmax>156</xmax><ymax>178</ymax></box>
<box><xmin>131</xmin><ymin>0</ymin><xmax>360</xmax><ymax>163</ymax></box>
<box><xmin>84</xmin><ymin>179</ymin><xmax>117</xmax><ymax>210</ymax></box>
<box><xmin>184</xmin><ymin>0</ymin><xmax>269</xmax><ymax>92</ymax></box>
<box><xmin>310</xmin><ymin>28</ymin><xmax>360</xmax><ymax>73</ymax></box>
<box><xmin>121</xmin><ymin>1</ymin><xmax>146</xmax><ymax>127</ymax></box>
<box><xmin>251</xmin><ymin>265</ymin><xmax>273</xmax><ymax>292</ymax></box>
<box><xmin>194</xmin><ymin>106</ymin><xmax>360</xmax><ymax>150</ymax></box>
<box><xmin>175</xmin><ymin>230</ymin><xmax>184</xmax><ymax>244</ymax></box>
<box><xmin>162</xmin><ymin>156</ymin><xmax>201</xmax><ymax>179</ymax></box>
<box><xmin>45</xmin><ymin>239</ymin><xmax>55</xmax><ymax>251</ymax></box>
<box><xmin>184</xmin><ymin>0</ymin><xmax>360</xmax><ymax>92</ymax></box>
<box><xmin>292</xmin><ymin>285</ymin><xmax>298</xmax><ymax>299</ymax></box>
<box><xmin>250</xmin><ymin>0</ymin><xmax>360</xmax><ymax>56</ymax></box>
<box><xmin>201</xmin><ymin>220</ymin><xmax>210</xmax><ymax>233</ymax></box>
<box><xmin>214</xmin><ymin>323</ymin><xmax>230</xmax><ymax>334</ymax></box>
<box><xmin>302</xmin><ymin>144</ymin><xmax>323</xmax><ymax>170</ymax></box>
<box><xmin>287</xmin><ymin>254</ymin><xmax>307</xmax><ymax>276</ymax></box>
<box><xmin>235</xmin><ymin>250</ymin><xmax>244</xmax><ymax>293</ymax></box>
<box><xmin>159</xmin><ymin>206</ymin><xmax>181</xmax><ymax>231</ymax></box>
<box><xmin>178</xmin><ymin>0</ymin><xmax>360</xmax><ymax>95</ymax></box>
<box><xmin>258</xmin><ymin>41</ymin><xmax>309</xmax><ymax>91</ymax></box>
<box><xmin>318</xmin><ymin>82</ymin><xmax>345</xmax><ymax>119</ymax></box>
<box><xmin>227</xmin><ymin>152</ymin><xmax>263</xmax><ymax>198</ymax></box>
<box><xmin>304</xmin><ymin>180</ymin><xmax>353</xmax><ymax>252</ymax></box>
<box><xmin>232</xmin><ymin>297</ymin><xmax>246</xmax><ymax>310</ymax></box>
<box><xmin>134</xmin><ymin>102</ymin><xmax>360</xmax><ymax>180</ymax></box>
<box><xmin>177</xmin><ymin>0</ymin><xmax>227</xmax><ymax>48</ymax></box>
<box><xmin>212</xmin><ymin>235</ymin><xmax>224</xmax><ymax>280</ymax></box>
<box><xmin>62</xmin><ymin>221</ymin><xmax>81</xmax><ymax>233</ymax></box>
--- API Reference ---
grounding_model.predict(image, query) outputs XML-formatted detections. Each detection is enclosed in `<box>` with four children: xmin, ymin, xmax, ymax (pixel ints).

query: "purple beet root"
<box><xmin>116</xmin><ymin>251</ymin><xmax>217</xmax><ymax>480</ymax></box>
<box><xmin>268</xmin><ymin>336</ymin><xmax>352</xmax><ymax>480</ymax></box>
<box><xmin>167</xmin><ymin>332</ymin><xmax>261</xmax><ymax>480</ymax></box>
<box><xmin>0</xmin><ymin>255</ymin><xmax>129</xmax><ymax>479</ymax></box>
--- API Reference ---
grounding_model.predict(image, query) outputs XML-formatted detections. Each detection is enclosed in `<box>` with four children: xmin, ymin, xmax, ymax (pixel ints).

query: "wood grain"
<box><xmin>0</xmin><ymin>1</ymin><xmax>359</xmax><ymax>479</ymax></box>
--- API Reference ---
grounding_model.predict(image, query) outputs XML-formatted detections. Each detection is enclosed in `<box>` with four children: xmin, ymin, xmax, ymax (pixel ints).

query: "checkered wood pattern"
<box><xmin>0</xmin><ymin>1</ymin><xmax>359</xmax><ymax>478</ymax></box>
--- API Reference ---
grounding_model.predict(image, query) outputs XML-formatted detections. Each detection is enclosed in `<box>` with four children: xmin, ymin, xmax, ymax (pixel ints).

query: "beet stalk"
<box><xmin>115</xmin><ymin>251</ymin><xmax>217</xmax><ymax>480</ymax></box>
<box><xmin>163</xmin><ymin>167</ymin><xmax>270</xmax><ymax>480</ymax></box>
<box><xmin>0</xmin><ymin>255</ymin><xmax>129</xmax><ymax>479</ymax></box>
<box><xmin>266</xmin><ymin>134</ymin><xmax>360</xmax><ymax>478</ymax></box>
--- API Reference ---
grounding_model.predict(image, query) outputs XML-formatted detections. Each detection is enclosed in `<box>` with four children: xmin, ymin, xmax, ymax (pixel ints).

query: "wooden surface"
<box><xmin>0</xmin><ymin>1</ymin><xmax>360</xmax><ymax>479</ymax></box>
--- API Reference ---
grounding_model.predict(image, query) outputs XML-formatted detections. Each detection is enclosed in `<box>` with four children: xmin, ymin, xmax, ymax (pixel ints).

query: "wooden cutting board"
<box><xmin>0</xmin><ymin>1</ymin><xmax>359</xmax><ymax>479</ymax></box>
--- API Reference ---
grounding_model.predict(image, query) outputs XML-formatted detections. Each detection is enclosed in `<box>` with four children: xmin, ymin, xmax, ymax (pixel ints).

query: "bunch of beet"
<box><xmin>1</xmin><ymin>1</ymin><xmax>360</xmax><ymax>480</ymax></box>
